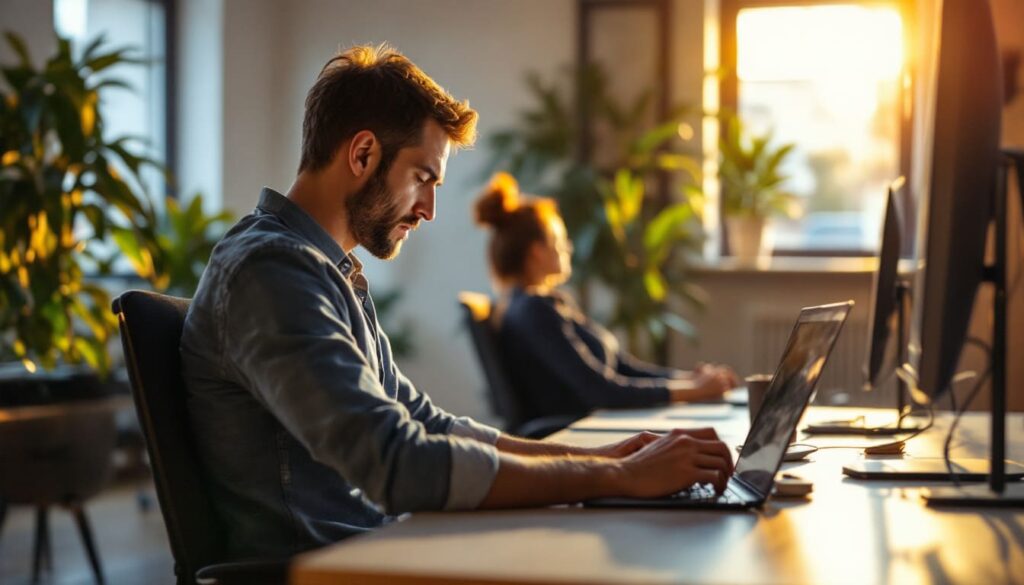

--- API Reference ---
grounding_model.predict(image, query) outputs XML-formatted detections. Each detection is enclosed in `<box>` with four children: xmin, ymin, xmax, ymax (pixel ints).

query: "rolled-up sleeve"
<box><xmin>445</xmin><ymin>435</ymin><xmax>499</xmax><ymax>510</ymax></box>
<box><xmin>222</xmin><ymin>246</ymin><xmax>497</xmax><ymax>513</ymax></box>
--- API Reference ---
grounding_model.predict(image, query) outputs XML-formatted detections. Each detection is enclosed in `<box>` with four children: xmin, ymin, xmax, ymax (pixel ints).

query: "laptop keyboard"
<box><xmin>669</xmin><ymin>482</ymin><xmax>745</xmax><ymax>504</ymax></box>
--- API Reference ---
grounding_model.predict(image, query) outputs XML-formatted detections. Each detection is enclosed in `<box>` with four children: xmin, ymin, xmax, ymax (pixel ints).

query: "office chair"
<box><xmin>458</xmin><ymin>292</ymin><xmax>576</xmax><ymax>439</ymax></box>
<box><xmin>112</xmin><ymin>291</ymin><xmax>289</xmax><ymax>585</ymax></box>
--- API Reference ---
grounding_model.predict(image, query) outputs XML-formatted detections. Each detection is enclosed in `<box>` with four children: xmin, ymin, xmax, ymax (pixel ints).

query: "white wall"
<box><xmin>0</xmin><ymin>0</ymin><xmax>55</xmax><ymax>70</ymax></box>
<box><xmin>176</xmin><ymin>0</ymin><xmax>224</xmax><ymax>208</ymax></box>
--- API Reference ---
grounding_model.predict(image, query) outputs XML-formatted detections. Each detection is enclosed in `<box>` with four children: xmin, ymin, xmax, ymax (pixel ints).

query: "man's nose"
<box><xmin>415</xmin><ymin>190</ymin><xmax>436</xmax><ymax>222</ymax></box>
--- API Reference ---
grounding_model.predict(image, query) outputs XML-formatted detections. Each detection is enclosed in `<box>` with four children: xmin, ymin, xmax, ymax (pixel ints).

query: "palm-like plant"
<box><xmin>0</xmin><ymin>32</ymin><xmax>163</xmax><ymax>375</ymax></box>
<box><xmin>598</xmin><ymin>167</ymin><xmax>704</xmax><ymax>353</ymax></box>
<box><xmin>719</xmin><ymin>116</ymin><xmax>799</xmax><ymax>219</ymax></box>
<box><xmin>113</xmin><ymin>193</ymin><xmax>233</xmax><ymax>298</ymax></box>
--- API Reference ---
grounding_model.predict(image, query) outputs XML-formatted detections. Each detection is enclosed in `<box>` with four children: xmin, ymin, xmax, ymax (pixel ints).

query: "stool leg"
<box><xmin>32</xmin><ymin>506</ymin><xmax>50</xmax><ymax>584</ymax></box>
<box><xmin>72</xmin><ymin>505</ymin><xmax>106</xmax><ymax>585</ymax></box>
<box><xmin>0</xmin><ymin>498</ymin><xmax>7</xmax><ymax>541</ymax></box>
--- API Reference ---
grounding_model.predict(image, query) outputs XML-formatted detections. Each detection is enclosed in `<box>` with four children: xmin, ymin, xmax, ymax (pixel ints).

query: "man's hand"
<box><xmin>586</xmin><ymin>431</ymin><xmax>662</xmax><ymax>458</ymax></box>
<box><xmin>587</xmin><ymin>427</ymin><xmax>722</xmax><ymax>459</ymax></box>
<box><xmin>479</xmin><ymin>427</ymin><xmax>735</xmax><ymax>508</ymax></box>
<box><xmin>614</xmin><ymin>428</ymin><xmax>735</xmax><ymax>496</ymax></box>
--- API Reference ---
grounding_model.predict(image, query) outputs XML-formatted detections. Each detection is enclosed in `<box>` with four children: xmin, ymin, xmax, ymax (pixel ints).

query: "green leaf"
<box><xmin>655</xmin><ymin>153</ymin><xmax>701</xmax><ymax>181</ymax></box>
<box><xmin>614</xmin><ymin>169</ymin><xmax>643</xmax><ymax>224</ymax></box>
<box><xmin>73</xmin><ymin>336</ymin><xmax>108</xmax><ymax>375</ymax></box>
<box><xmin>633</xmin><ymin>119</ymin><xmax>679</xmax><ymax>156</ymax></box>
<box><xmin>92</xmin><ymin>77</ymin><xmax>136</xmax><ymax>93</ymax></box>
<box><xmin>764</xmin><ymin>143</ymin><xmax>795</xmax><ymax>175</ymax></box>
<box><xmin>110</xmin><ymin>226</ymin><xmax>152</xmax><ymax>278</ymax></box>
<box><xmin>644</xmin><ymin>203</ymin><xmax>693</xmax><ymax>255</ymax></box>
<box><xmin>76</xmin><ymin>34</ymin><xmax>108</xmax><ymax>66</ymax></box>
<box><xmin>84</xmin><ymin>48</ymin><xmax>146</xmax><ymax>73</ymax></box>
<box><xmin>4</xmin><ymin>32</ymin><xmax>32</xmax><ymax>67</ymax></box>
<box><xmin>643</xmin><ymin>268</ymin><xmax>667</xmax><ymax>301</ymax></box>
<box><xmin>604</xmin><ymin>199</ymin><xmax>625</xmax><ymax>244</ymax></box>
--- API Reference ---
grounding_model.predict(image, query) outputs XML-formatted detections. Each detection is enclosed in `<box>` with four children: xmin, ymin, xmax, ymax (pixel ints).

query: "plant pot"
<box><xmin>725</xmin><ymin>215</ymin><xmax>769</xmax><ymax>263</ymax></box>
<box><xmin>0</xmin><ymin>391</ymin><xmax>124</xmax><ymax>585</ymax></box>
<box><xmin>0</xmin><ymin>400</ymin><xmax>118</xmax><ymax>505</ymax></box>
<box><xmin>0</xmin><ymin>364</ymin><xmax>114</xmax><ymax>407</ymax></box>
<box><xmin>0</xmin><ymin>367</ymin><xmax>120</xmax><ymax>505</ymax></box>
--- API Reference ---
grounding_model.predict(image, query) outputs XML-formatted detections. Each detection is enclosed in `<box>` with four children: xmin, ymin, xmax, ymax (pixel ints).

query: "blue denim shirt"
<box><xmin>180</xmin><ymin>188</ymin><xmax>500</xmax><ymax>559</ymax></box>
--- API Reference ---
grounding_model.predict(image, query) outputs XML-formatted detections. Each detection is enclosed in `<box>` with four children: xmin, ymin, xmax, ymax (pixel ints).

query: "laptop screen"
<box><xmin>734</xmin><ymin>303</ymin><xmax>852</xmax><ymax>496</ymax></box>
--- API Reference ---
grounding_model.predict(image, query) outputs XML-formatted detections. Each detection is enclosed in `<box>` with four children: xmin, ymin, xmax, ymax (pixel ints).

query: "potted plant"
<box><xmin>0</xmin><ymin>31</ymin><xmax>165</xmax><ymax>583</ymax></box>
<box><xmin>0</xmin><ymin>32</ymin><xmax>163</xmax><ymax>381</ymax></box>
<box><xmin>718</xmin><ymin>116</ymin><xmax>799</xmax><ymax>262</ymax></box>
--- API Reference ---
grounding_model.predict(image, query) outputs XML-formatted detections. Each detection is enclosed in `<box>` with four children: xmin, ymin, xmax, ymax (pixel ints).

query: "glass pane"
<box><xmin>54</xmin><ymin>0</ymin><xmax>167</xmax><ymax>201</ymax></box>
<box><xmin>736</xmin><ymin>4</ymin><xmax>903</xmax><ymax>253</ymax></box>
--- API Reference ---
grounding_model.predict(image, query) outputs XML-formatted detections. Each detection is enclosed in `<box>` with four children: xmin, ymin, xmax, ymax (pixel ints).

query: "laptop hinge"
<box><xmin>730</xmin><ymin>475</ymin><xmax>764</xmax><ymax>501</ymax></box>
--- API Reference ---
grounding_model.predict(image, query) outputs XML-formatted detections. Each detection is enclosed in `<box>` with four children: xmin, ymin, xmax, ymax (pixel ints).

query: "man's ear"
<box><xmin>347</xmin><ymin>130</ymin><xmax>381</xmax><ymax>179</ymax></box>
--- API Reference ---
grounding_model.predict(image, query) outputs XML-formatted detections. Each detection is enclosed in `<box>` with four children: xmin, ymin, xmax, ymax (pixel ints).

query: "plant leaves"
<box><xmin>4</xmin><ymin>32</ymin><xmax>32</xmax><ymax>68</ymax></box>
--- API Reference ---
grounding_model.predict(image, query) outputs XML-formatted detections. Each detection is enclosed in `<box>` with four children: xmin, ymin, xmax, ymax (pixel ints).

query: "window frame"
<box><xmin>718</xmin><ymin>0</ymin><xmax>915</xmax><ymax>258</ymax></box>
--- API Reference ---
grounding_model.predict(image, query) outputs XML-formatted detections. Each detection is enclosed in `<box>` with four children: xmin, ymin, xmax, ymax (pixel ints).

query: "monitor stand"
<box><xmin>924</xmin><ymin>483</ymin><xmax>1024</xmax><ymax>507</ymax></box>
<box><xmin>845</xmin><ymin>458</ymin><xmax>1024</xmax><ymax>482</ymax></box>
<box><xmin>924</xmin><ymin>149</ymin><xmax>1024</xmax><ymax>508</ymax></box>
<box><xmin>804</xmin><ymin>281</ymin><xmax>924</xmax><ymax>437</ymax></box>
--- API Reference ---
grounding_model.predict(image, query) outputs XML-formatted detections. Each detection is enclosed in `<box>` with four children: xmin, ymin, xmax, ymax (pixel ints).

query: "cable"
<box><xmin>943</xmin><ymin>367</ymin><xmax>992</xmax><ymax>487</ymax></box>
<box><xmin>942</xmin><ymin>339</ymin><xmax>994</xmax><ymax>486</ymax></box>
<box><xmin>805</xmin><ymin>403</ymin><xmax>936</xmax><ymax>453</ymax></box>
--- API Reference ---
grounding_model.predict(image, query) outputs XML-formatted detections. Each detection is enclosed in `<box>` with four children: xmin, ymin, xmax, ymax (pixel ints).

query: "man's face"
<box><xmin>347</xmin><ymin>119</ymin><xmax>451</xmax><ymax>260</ymax></box>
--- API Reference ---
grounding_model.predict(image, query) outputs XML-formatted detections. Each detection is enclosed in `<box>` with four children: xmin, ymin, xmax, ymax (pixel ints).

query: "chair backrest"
<box><xmin>457</xmin><ymin>292</ymin><xmax>528</xmax><ymax>428</ymax></box>
<box><xmin>112</xmin><ymin>290</ymin><xmax>225</xmax><ymax>585</ymax></box>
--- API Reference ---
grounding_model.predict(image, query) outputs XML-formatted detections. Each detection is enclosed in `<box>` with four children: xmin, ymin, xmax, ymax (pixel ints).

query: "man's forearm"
<box><xmin>478</xmin><ymin>451</ymin><xmax>621</xmax><ymax>508</ymax></box>
<box><xmin>495</xmin><ymin>433</ymin><xmax>594</xmax><ymax>457</ymax></box>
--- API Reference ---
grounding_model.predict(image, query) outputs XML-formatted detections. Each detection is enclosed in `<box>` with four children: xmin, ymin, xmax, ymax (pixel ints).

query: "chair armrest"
<box><xmin>195</xmin><ymin>558</ymin><xmax>290</xmax><ymax>585</ymax></box>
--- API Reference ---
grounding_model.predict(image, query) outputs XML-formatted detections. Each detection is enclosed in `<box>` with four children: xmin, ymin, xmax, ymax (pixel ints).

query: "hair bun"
<box><xmin>474</xmin><ymin>172</ymin><xmax>520</xmax><ymax>227</ymax></box>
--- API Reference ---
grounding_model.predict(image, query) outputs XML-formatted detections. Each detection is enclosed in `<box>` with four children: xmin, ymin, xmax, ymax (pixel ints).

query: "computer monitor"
<box><xmin>802</xmin><ymin>178</ymin><xmax>917</xmax><ymax>436</ymax></box>
<box><xmin>902</xmin><ymin>0</ymin><xmax>1003</xmax><ymax>404</ymax></box>
<box><xmin>865</xmin><ymin>177</ymin><xmax>908</xmax><ymax>392</ymax></box>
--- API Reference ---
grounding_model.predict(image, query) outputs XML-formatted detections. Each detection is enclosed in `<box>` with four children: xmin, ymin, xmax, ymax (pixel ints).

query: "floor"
<box><xmin>0</xmin><ymin>482</ymin><xmax>174</xmax><ymax>585</ymax></box>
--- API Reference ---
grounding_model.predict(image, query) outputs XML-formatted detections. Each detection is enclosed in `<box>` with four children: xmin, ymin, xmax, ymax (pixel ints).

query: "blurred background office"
<box><xmin>0</xmin><ymin>0</ymin><xmax>1022</xmax><ymax>583</ymax></box>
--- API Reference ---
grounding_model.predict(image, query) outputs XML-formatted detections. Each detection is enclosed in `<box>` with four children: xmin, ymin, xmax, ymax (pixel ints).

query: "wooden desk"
<box><xmin>291</xmin><ymin>407</ymin><xmax>1024</xmax><ymax>585</ymax></box>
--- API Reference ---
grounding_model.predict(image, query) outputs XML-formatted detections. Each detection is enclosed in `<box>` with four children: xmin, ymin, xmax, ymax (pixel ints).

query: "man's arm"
<box><xmin>496</xmin><ymin>427</ymin><xmax>720</xmax><ymax>459</ymax></box>
<box><xmin>480</xmin><ymin>429</ymin><xmax>735</xmax><ymax>508</ymax></box>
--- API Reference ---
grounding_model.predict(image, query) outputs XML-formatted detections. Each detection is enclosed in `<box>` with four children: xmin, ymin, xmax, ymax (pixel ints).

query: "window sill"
<box><xmin>694</xmin><ymin>256</ymin><xmax>880</xmax><ymax>275</ymax></box>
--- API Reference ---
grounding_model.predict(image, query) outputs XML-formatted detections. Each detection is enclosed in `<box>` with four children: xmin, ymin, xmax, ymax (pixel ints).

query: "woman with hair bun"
<box><xmin>473</xmin><ymin>173</ymin><xmax>738</xmax><ymax>421</ymax></box>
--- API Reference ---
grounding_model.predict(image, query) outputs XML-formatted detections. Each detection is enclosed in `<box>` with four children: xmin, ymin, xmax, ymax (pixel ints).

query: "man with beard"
<box><xmin>180</xmin><ymin>44</ymin><xmax>734</xmax><ymax>561</ymax></box>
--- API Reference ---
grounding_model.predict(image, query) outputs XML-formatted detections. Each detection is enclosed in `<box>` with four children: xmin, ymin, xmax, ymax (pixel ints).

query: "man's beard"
<box><xmin>346</xmin><ymin>163</ymin><xmax>418</xmax><ymax>260</ymax></box>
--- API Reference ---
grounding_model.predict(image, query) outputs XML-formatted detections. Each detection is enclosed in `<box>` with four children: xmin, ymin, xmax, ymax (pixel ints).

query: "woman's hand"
<box><xmin>668</xmin><ymin>368</ymin><xmax>734</xmax><ymax>402</ymax></box>
<box><xmin>695</xmin><ymin>362</ymin><xmax>740</xmax><ymax>388</ymax></box>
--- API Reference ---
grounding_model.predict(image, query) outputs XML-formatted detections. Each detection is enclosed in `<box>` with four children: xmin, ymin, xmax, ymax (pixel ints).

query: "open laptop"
<box><xmin>587</xmin><ymin>301</ymin><xmax>854</xmax><ymax>509</ymax></box>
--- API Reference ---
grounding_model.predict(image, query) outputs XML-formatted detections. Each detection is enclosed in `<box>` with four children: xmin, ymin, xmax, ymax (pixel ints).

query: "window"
<box><xmin>721</xmin><ymin>2</ymin><xmax>908</xmax><ymax>255</ymax></box>
<box><xmin>54</xmin><ymin>0</ymin><xmax>173</xmax><ymax>200</ymax></box>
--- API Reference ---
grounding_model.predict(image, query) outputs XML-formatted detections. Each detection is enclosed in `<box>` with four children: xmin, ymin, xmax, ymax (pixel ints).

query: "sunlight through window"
<box><xmin>736</xmin><ymin>4</ymin><xmax>905</xmax><ymax>253</ymax></box>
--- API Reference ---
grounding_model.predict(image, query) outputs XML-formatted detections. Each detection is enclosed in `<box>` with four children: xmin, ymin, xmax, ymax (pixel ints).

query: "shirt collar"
<box><xmin>256</xmin><ymin>187</ymin><xmax>361</xmax><ymax>276</ymax></box>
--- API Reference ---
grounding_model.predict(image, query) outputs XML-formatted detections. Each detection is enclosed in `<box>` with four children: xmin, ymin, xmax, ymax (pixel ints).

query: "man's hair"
<box><xmin>299</xmin><ymin>44</ymin><xmax>478</xmax><ymax>173</ymax></box>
